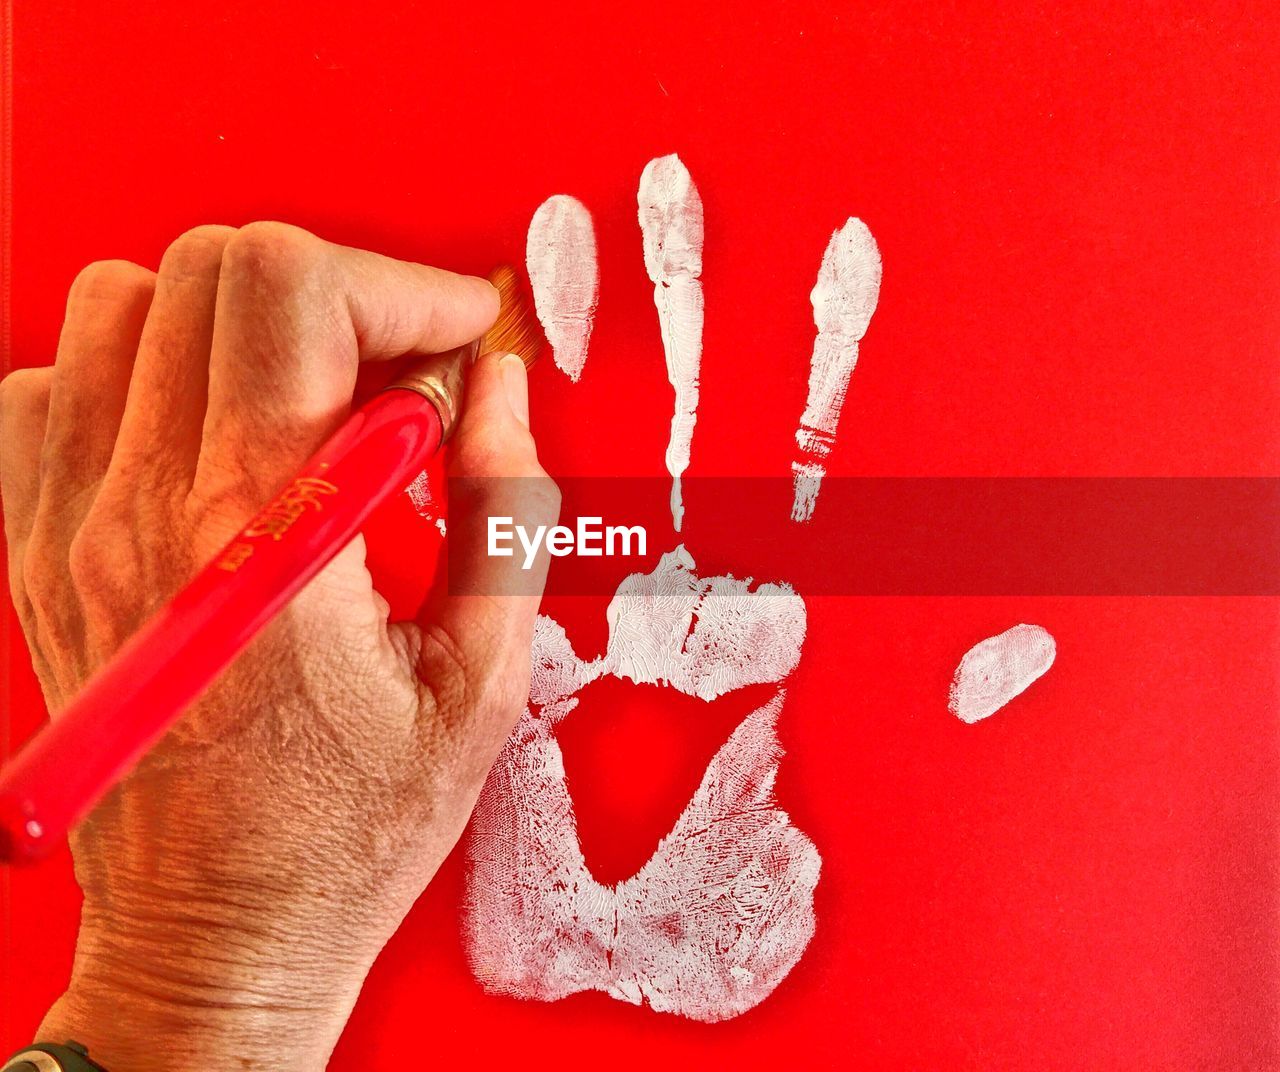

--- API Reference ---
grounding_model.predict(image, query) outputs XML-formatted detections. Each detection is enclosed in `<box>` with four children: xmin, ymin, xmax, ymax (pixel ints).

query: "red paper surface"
<box><xmin>3</xmin><ymin>2</ymin><xmax>1278</xmax><ymax>1067</ymax></box>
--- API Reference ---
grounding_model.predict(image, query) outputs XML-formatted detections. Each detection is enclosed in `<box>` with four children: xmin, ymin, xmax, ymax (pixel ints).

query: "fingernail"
<box><xmin>501</xmin><ymin>353</ymin><xmax>530</xmax><ymax>429</ymax></box>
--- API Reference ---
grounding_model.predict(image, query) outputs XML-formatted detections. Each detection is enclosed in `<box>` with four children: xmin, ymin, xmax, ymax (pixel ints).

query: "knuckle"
<box><xmin>519</xmin><ymin>470</ymin><xmax>562</xmax><ymax>530</ymax></box>
<box><xmin>68</xmin><ymin>259</ymin><xmax>154</xmax><ymax>306</ymax></box>
<box><xmin>159</xmin><ymin>224</ymin><xmax>236</xmax><ymax>278</ymax></box>
<box><xmin>0</xmin><ymin>367</ymin><xmax>50</xmax><ymax>426</ymax></box>
<box><xmin>7</xmin><ymin>577</ymin><xmax>40</xmax><ymax>649</ymax></box>
<box><xmin>448</xmin><ymin>466</ymin><xmax>560</xmax><ymax>534</ymax></box>
<box><xmin>455</xmin><ymin>440</ymin><xmax>504</xmax><ymax>477</ymax></box>
<box><xmin>533</xmin><ymin>471</ymin><xmax>562</xmax><ymax>521</ymax></box>
<box><xmin>416</xmin><ymin>622</ymin><xmax>471</xmax><ymax>712</ymax></box>
<box><xmin>67</xmin><ymin>517</ymin><xmax>142</xmax><ymax>639</ymax></box>
<box><xmin>21</xmin><ymin>532</ymin><xmax>64</xmax><ymax>608</ymax></box>
<box><xmin>528</xmin><ymin>493</ymin><xmax>560</xmax><ymax>534</ymax></box>
<box><xmin>455</xmin><ymin>432</ymin><xmax>543</xmax><ymax>481</ymax></box>
<box><xmin>222</xmin><ymin>221</ymin><xmax>328</xmax><ymax>293</ymax></box>
<box><xmin>66</xmin><ymin>529</ymin><xmax>108</xmax><ymax>596</ymax></box>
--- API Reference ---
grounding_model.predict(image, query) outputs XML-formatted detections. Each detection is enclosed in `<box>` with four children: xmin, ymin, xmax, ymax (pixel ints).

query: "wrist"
<box><xmin>40</xmin><ymin>897</ymin><xmax>380</xmax><ymax>1072</ymax></box>
<box><xmin>38</xmin><ymin>985</ymin><xmax>345</xmax><ymax>1072</ymax></box>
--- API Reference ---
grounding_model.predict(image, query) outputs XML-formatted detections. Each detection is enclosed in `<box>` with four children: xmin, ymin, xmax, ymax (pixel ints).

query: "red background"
<box><xmin>3</xmin><ymin>2</ymin><xmax>1278</xmax><ymax>1067</ymax></box>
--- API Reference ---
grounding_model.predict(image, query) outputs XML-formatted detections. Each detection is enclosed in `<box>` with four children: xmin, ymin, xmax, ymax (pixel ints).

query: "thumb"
<box><xmin>414</xmin><ymin>351</ymin><xmax>560</xmax><ymax>773</ymax></box>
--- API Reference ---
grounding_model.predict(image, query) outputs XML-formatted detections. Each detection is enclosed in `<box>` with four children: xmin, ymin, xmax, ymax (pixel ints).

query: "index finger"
<box><xmin>193</xmin><ymin>222</ymin><xmax>499</xmax><ymax>497</ymax></box>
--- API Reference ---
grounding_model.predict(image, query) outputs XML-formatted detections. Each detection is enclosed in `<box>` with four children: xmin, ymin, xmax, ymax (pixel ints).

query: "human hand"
<box><xmin>0</xmin><ymin>222</ymin><xmax>558</xmax><ymax>1071</ymax></box>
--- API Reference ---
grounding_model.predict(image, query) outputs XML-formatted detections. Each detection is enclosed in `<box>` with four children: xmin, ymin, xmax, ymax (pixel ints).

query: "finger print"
<box><xmin>638</xmin><ymin>154</ymin><xmax>705</xmax><ymax>533</ymax></box>
<box><xmin>949</xmin><ymin>623</ymin><xmax>1057</xmax><ymax>724</ymax></box>
<box><xmin>790</xmin><ymin>219</ymin><xmax>882</xmax><ymax>522</ymax></box>
<box><xmin>526</xmin><ymin>195</ymin><xmax>599</xmax><ymax>383</ymax></box>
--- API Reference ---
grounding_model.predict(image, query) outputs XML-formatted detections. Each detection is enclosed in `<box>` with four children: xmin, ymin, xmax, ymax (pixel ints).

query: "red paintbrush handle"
<box><xmin>0</xmin><ymin>388</ymin><xmax>444</xmax><ymax>864</ymax></box>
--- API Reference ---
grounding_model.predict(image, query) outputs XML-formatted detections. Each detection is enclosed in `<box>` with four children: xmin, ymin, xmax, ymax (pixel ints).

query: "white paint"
<box><xmin>949</xmin><ymin>624</ymin><xmax>1056</xmax><ymax>724</ymax></box>
<box><xmin>601</xmin><ymin>546</ymin><xmax>805</xmax><ymax>702</ymax></box>
<box><xmin>789</xmin><ymin>461</ymin><xmax>824</xmax><ymax>524</ymax></box>
<box><xmin>526</xmin><ymin>195</ymin><xmax>599</xmax><ymax>383</ymax></box>
<box><xmin>638</xmin><ymin>155</ymin><xmax>704</xmax><ymax>531</ymax></box>
<box><xmin>463</xmin><ymin>170</ymin><xmax>903</xmax><ymax>1024</ymax></box>
<box><xmin>790</xmin><ymin>219</ymin><xmax>882</xmax><ymax>522</ymax></box>
<box><xmin>464</xmin><ymin>548</ymin><xmax>819</xmax><ymax>1022</ymax></box>
<box><xmin>405</xmin><ymin>471</ymin><xmax>446</xmax><ymax>536</ymax></box>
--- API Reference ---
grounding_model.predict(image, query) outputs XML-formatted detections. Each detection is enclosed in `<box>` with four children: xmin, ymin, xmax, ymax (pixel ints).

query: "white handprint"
<box><xmin>461</xmin><ymin>154</ymin><xmax>881</xmax><ymax>1022</ymax></box>
<box><xmin>465</xmin><ymin>550</ymin><xmax>817</xmax><ymax>1020</ymax></box>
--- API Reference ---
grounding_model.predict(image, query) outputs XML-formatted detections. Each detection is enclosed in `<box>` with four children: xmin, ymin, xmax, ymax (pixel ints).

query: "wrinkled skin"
<box><xmin>0</xmin><ymin>222</ymin><xmax>559</xmax><ymax>1071</ymax></box>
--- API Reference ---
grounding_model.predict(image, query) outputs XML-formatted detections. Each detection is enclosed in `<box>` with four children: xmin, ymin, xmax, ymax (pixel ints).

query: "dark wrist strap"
<box><xmin>3</xmin><ymin>1042</ymin><xmax>108</xmax><ymax>1072</ymax></box>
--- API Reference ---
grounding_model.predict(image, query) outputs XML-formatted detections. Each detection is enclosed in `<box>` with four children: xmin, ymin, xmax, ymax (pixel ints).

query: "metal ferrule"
<box><xmin>385</xmin><ymin>338</ymin><xmax>481</xmax><ymax>442</ymax></box>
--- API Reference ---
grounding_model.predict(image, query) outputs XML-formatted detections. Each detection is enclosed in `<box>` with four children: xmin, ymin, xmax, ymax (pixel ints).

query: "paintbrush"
<box><xmin>0</xmin><ymin>265</ymin><xmax>543</xmax><ymax>864</ymax></box>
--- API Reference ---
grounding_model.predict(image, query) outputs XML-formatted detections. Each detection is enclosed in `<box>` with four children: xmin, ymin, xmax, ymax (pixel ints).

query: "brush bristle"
<box><xmin>483</xmin><ymin>265</ymin><xmax>544</xmax><ymax>367</ymax></box>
